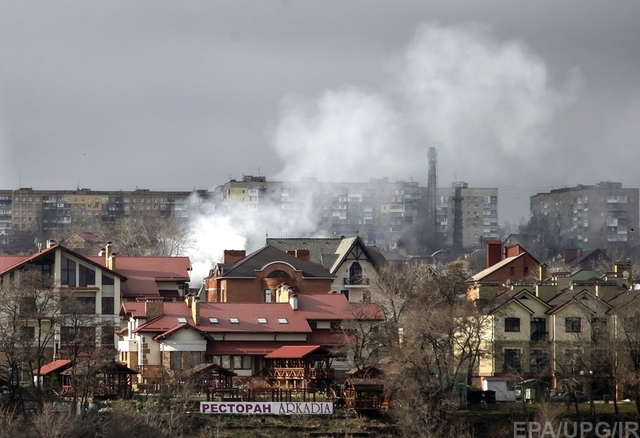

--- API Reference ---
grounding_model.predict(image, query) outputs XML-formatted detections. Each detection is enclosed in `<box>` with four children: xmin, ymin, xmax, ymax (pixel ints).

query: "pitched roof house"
<box><xmin>266</xmin><ymin>235</ymin><xmax>387</xmax><ymax>303</ymax></box>
<box><xmin>204</xmin><ymin>245</ymin><xmax>335</xmax><ymax>303</ymax></box>
<box><xmin>118</xmin><ymin>292</ymin><xmax>383</xmax><ymax>389</ymax></box>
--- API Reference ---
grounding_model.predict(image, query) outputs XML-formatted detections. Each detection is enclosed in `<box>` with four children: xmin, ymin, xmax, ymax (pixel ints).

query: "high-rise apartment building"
<box><xmin>530</xmin><ymin>182</ymin><xmax>639</xmax><ymax>248</ymax></box>
<box><xmin>436</xmin><ymin>182</ymin><xmax>499</xmax><ymax>250</ymax></box>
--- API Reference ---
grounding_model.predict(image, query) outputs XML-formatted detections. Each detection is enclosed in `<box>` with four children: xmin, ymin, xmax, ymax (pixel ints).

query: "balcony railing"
<box><xmin>265</xmin><ymin>367</ymin><xmax>335</xmax><ymax>381</ymax></box>
<box><xmin>343</xmin><ymin>277</ymin><xmax>370</xmax><ymax>286</ymax></box>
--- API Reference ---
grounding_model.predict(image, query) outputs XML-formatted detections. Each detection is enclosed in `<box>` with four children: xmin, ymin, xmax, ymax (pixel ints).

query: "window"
<box><xmin>504</xmin><ymin>317</ymin><xmax>521</xmax><ymax>332</ymax></box>
<box><xmin>209</xmin><ymin>317</ymin><xmax>219</xmax><ymax>324</ymax></box>
<box><xmin>278</xmin><ymin>318</ymin><xmax>288</xmax><ymax>324</ymax></box>
<box><xmin>503</xmin><ymin>348</ymin><xmax>521</xmax><ymax>372</ymax></box>
<box><xmin>229</xmin><ymin>317</ymin><xmax>239</xmax><ymax>324</ymax></box>
<box><xmin>101</xmin><ymin>297</ymin><xmax>114</xmax><ymax>314</ymax></box>
<box><xmin>177</xmin><ymin>317</ymin><xmax>187</xmax><ymax>323</ymax></box>
<box><xmin>170</xmin><ymin>351</ymin><xmax>182</xmax><ymax>370</ymax></box>
<box><xmin>509</xmin><ymin>267</ymin><xmax>515</xmax><ymax>276</ymax></box>
<box><xmin>101</xmin><ymin>325</ymin><xmax>115</xmax><ymax>346</ymax></box>
<box><xmin>264</xmin><ymin>289</ymin><xmax>272</xmax><ymax>303</ymax></box>
<box><xmin>340</xmin><ymin>290</ymin><xmax>350</xmax><ymax>301</ymax></box>
<box><xmin>565</xmin><ymin>317</ymin><xmax>582</xmax><ymax>333</ymax></box>
<box><xmin>530</xmin><ymin>349</ymin><xmax>547</xmax><ymax>374</ymax></box>
<box><xmin>101</xmin><ymin>274</ymin><xmax>114</xmax><ymax>285</ymax></box>
<box><xmin>76</xmin><ymin>296</ymin><xmax>96</xmax><ymax>313</ymax></box>
<box><xmin>61</xmin><ymin>256</ymin><xmax>76</xmax><ymax>286</ymax></box>
<box><xmin>78</xmin><ymin>265</ymin><xmax>95</xmax><ymax>286</ymax></box>
<box><xmin>23</xmin><ymin>326</ymin><xmax>35</xmax><ymax>339</ymax></box>
<box><xmin>591</xmin><ymin>317</ymin><xmax>607</xmax><ymax>341</ymax></box>
<box><xmin>190</xmin><ymin>351</ymin><xmax>203</xmax><ymax>367</ymax></box>
<box><xmin>530</xmin><ymin>318</ymin><xmax>547</xmax><ymax>341</ymax></box>
<box><xmin>257</xmin><ymin>317</ymin><xmax>267</xmax><ymax>324</ymax></box>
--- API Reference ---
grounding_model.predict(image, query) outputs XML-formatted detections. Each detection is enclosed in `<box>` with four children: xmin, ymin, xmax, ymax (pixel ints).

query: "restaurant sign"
<box><xmin>200</xmin><ymin>401</ymin><xmax>333</xmax><ymax>415</ymax></box>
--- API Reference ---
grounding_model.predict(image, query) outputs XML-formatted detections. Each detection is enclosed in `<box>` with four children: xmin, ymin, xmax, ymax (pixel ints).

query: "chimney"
<box><xmin>46</xmin><ymin>239</ymin><xmax>57</xmax><ymax>249</ymax></box>
<box><xmin>504</xmin><ymin>244</ymin><xmax>525</xmax><ymax>258</ymax></box>
<box><xmin>145</xmin><ymin>298</ymin><xmax>164</xmax><ymax>321</ymax></box>
<box><xmin>223</xmin><ymin>250</ymin><xmax>246</xmax><ymax>264</ymax></box>
<box><xmin>486</xmin><ymin>240</ymin><xmax>502</xmax><ymax>268</ymax></box>
<box><xmin>294</xmin><ymin>249</ymin><xmax>310</xmax><ymax>262</ymax></box>
<box><xmin>289</xmin><ymin>294</ymin><xmax>299</xmax><ymax>310</ymax></box>
<box><xmin>539</xmin><ymin>263</ymin><xmax>548</xmax><ymax>281</ymax></box>
<box><xmin>107</xmin><ymin>253</ymin><xmax>116</xmax><ymax>270</ymax></box>
<box><xmin>185</xmin><ymin>295</ymin><xmax>200</xmax><ymax>324</ymax></box>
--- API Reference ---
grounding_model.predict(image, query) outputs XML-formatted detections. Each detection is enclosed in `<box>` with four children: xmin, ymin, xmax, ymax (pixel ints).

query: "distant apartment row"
<box><xmin>1</xmin><ymin>179</ymin><xmax>637</xmax><ymax>254</ymax></box>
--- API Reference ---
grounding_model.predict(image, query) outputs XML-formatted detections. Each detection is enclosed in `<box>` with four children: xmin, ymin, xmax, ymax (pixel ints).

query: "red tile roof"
<box><xmin>33</xmin><ymin>359</ymin><xmax>71</xmax><ymax>376</ymax></box>
<box><xmin>89</xmin><ymin>256</ymin><xmax>191</xmax><ymax>299</ymax></box>
<box><xmin>122</xmin><ymin>293</ymin><xmax>382</xmax><ymax>337</ymax></box>
<box><xmin>264</xmin><ymin>345</ymin><xmax>324</xmax><ymax>359</ymax></box>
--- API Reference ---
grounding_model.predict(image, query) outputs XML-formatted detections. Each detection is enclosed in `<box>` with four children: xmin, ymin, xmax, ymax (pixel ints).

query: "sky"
<box><xmin>1</xmin><ymin>1</ymin><xmax>640</xmax><ymax>227</ymax></box>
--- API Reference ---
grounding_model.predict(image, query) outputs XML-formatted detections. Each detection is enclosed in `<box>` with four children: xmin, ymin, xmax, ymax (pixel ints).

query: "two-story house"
<box><xmin>266</xmin><ymin>236</ymin><xmax>386</xmax><ymax>303</ymax></box>
<box><xmin>118</xmin><ymin>292</ymin><xmax>383</xmax><ymax>390</ymax></box>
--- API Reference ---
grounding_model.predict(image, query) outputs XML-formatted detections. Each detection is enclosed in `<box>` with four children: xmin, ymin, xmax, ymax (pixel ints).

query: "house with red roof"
<box><xmin>0</xmin><ymin>240</ymin><xmax>127</xmax><ymax>360</ymax></box>
<box><xmin>204</xmin><ymin>245</ymin><xmax>335</xmax><ymax>303</ymax></box>
<box><xmin>118</xmin><ymin>292</ymin><xmax>383</xmax><ymax>390</ymax></box>
<box><xmin>0</xmin><ymin>240</ymin><xmax>193</xmax><ymax>382</ymax></box>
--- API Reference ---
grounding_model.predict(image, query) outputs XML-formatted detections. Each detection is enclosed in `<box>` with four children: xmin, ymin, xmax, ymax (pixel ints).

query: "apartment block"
<box><xmin>0</xmin><ymin>187</ymin><xmax>208</xmax><ymax>252</ymax></box>
<box><xmin>530</xmin><ymin>182</ymin><xmax>639</xmax><ymax>248</ymax></box>
<box><xmin>437</xmin><ymin>181</ymin><xmax>499</xmax><ymax>250</ymax></box>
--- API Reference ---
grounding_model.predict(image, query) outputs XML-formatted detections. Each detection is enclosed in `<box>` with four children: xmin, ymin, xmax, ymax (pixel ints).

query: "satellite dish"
<box><xmin>623</xmin><ymin>270</ymin><xmax>630</xmax><ymax>279</ymax></box>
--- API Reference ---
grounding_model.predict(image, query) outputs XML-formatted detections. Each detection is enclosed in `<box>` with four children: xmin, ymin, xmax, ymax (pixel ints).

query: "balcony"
<box><xmin>343</xmin><ymin>276</ymin><xmax>370</xmax><ymax>286</ymax></box>
<box><xmin>530</xmin><ymin>332</ymin><xmax>548</xmax><ymax>342</ymax></box>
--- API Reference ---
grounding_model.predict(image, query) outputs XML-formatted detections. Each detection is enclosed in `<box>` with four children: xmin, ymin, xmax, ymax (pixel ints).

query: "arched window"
<box><xmin>267</xmin><ymin>270</ymin><xmax>290</xmax><ymax>279</ymax></box>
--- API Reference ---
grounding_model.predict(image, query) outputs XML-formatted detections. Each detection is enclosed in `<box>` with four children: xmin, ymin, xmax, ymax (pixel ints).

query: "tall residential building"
<box><xmin>436</xmin><ymin>182</ymin><xmax>499</xmax><ymax>250</ymax></box>
<box><xmin>530</xmin><ymin>182</ymin><xmax>639</xmax><ymax>249</ymax></box>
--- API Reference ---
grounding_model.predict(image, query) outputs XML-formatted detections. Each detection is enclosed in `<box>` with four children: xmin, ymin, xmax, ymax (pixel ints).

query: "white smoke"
<box><xmin>186</xmin><ymin>22</ymin><xmax>579</xmax><ymax>282</ymax></box>
<box><xmin>273</xmin><ymin>22</ymin><xmax>577</xmax><ymax>189</ymax></box>
<box><xmin>185</xmin><ymin>191</ymin><xmax>324</xmax><ymax>285</ymax></box>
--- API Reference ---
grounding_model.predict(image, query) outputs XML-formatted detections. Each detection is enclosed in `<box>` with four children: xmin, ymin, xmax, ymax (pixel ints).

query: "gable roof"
<box><xmin>488</xmin><ymin>289</ymin><xmax>550</xmax><ymax>314</ymax></box>
<box><xmin>216</xmin><ymin>245</ymin><xmax>333</xmax><ymax>279</ymax></box>
<box><xmin>266</xmin><ymin>236</ymin><xmax>385</xmax><ymax>273</ymax></box>
<box><xmin>33</xmin><ymin>359</ymin><xmax>72</xmax><ymax>376</ymax></box>
<box><xmin>545</xmin><ymin>288</ymin><xmax>611</xmax><ymax>314</ymax></box>
<box><xmin>0</xmin><ymin>244</ymin><xmax>126</xmax><ymax>280</ymax></box>
<box><xmin>88</xmin><ymin>255</ymin><xmax>191</xmax><ymax>299</ymax></box>
<box><xmin>469</xmin><ymin>252</ymin><xmax>529</xmax><ymax>282</ymax></box>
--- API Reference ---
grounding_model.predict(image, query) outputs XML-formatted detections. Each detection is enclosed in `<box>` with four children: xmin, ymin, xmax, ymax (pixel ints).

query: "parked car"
<box><xmin>550</xmin><ymin>391</ymin><xmax>589</xmax><ymax>403</ymax></box>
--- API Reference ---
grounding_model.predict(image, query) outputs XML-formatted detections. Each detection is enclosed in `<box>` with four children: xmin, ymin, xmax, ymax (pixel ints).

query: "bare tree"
<box><xmin>0</xmin><ymin>270</ymin><xmax>60</xmax><ymax>413</ymax></box>
<box><xmin>58</xmin><ymin>296</ymin><xmax>116</xmax><ymax>413</ymax></box>
<box><xmin>101</xmin><ymin>215</ymin><xmax>193</xmax><ymax>256</ymax></box>
<box><xmin>344</xmin><ymin>260</ymin><xmax>492</xmax><ymax>437</ymax></box>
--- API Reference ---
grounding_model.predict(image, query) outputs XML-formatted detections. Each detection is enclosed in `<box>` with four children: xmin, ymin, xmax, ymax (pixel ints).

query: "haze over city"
<box><xmin>1</xmin><ymin>1</ymin><xmax>639</xmax><ymax>225</ymax></box>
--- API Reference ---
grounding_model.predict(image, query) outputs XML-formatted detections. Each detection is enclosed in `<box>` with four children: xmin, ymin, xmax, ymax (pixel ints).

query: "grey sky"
<box><xmin>1</xmin><ymin>1</ymin><xmax>639</xmax><ymax>225</ymax></box>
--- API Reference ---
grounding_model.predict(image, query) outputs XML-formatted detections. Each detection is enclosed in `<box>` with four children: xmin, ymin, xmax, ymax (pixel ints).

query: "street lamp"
<box><xmin>580</xmin><ymin>370</ymin><xmax>595</xmax><ymax>418</ymax></box>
